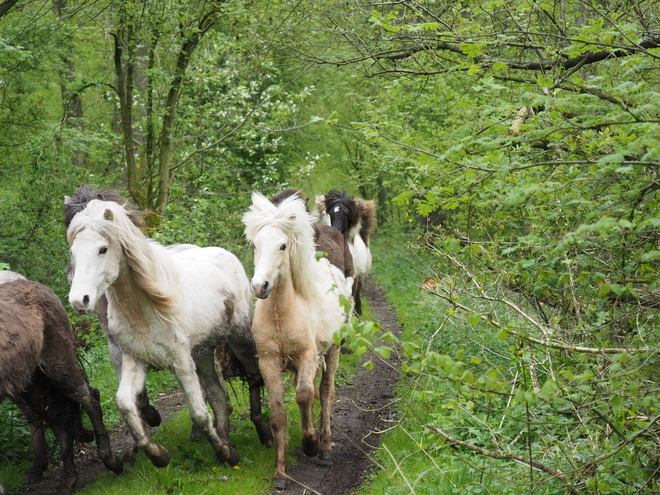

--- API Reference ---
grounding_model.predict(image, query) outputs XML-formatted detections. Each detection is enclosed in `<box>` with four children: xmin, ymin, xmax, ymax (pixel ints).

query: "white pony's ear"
<box><xmin>104</xmin><ymin>208</ymin><xmax>115</xmax><ymax>221</ymax></box>
<box><xmin>64</xmin><ymin>195</ymin><xmax>72</xmax><ymax>205</ymax></box>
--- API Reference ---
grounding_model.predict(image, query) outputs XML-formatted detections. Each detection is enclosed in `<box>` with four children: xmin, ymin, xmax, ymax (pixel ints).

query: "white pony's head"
<box><xmin>311</xmin><ymin>195</ymin><xmax>331</xmax><ymax>226</ymax></box>
<box><xmin>66</xmin><ymin>200</ymin><xmax>128</xmax><ymax>313</ymax></box>
<box><xmin>243</xmin><ymin>192</ymin><xmax>315</xmax><ymax>299</ymax></box>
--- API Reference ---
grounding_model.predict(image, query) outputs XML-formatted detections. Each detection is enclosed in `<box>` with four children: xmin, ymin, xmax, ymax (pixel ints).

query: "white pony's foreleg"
<box><xmin>116</xmin><ymin>355</ymin><xmax>170</xmax><ymax>467</ymax></box>
<box><xmin>174</xmin><ymin>352</ymin><xmax>239</xmax><ymax>466</ymax></box>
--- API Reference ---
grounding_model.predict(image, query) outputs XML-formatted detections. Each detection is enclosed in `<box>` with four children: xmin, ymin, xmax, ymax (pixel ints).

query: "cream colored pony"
<box><xmin>243</xmin><ymin>192</ymin><xmax>353</xmax><ymax>490</ymax></box>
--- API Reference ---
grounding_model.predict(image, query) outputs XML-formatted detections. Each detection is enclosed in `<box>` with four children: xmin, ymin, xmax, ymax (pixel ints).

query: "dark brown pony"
<box><xmin>316</xmin><ymin>190</ymin><xmax>376</xmax><ymax>315</ymax></box>
<box><xmin>271</xmin><ymin>188</ymin><xmax>354</xmax><ymax>278</ymax></box>
<box><xmin>0</xmin><ymin>272</ymin><xmax>122</xmax><ymax>495</ymax></box>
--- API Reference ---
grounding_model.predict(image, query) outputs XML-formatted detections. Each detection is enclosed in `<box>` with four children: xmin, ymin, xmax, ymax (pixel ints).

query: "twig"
<box><xmin>426</xmin><ymin>425</ymin><xmax>581</xmax><ymax>495</ymax></box>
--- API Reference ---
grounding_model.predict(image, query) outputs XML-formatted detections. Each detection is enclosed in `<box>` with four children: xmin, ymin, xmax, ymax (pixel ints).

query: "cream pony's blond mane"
<box><xmin>243</xmin><ymin>192</ymin><xmax>318</xmax><ymax>299</ymax></box>
<box><xmin>67</xmin><ymin>200</ymin><xmax>179</xmax><ymax>317</ymax></box>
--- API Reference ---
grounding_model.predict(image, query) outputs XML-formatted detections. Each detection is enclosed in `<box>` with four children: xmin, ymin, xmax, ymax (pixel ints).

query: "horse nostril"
<box><xmin>82</xmin><ymin>295</ymin><xmax>90</xmax><ymax>307</ymax></box>
<box><xmin>262</xmin><ymin>281</ymin><xmax>269</xmax><ymax>292</ymax></box>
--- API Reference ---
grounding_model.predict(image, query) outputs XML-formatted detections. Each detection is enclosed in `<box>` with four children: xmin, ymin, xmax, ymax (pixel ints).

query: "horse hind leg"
<box><xmin>353</xmin><ymin>274</ymin><xmax>364</xmax><ymax>316</ymax></box>
<box><xmin>193</xmin><ymin>353</ymin><xmax>240</xmax><ymax>466</ymax></box>
<box><xmin>51</xmin><ymin>422</ymin><xmax>78</xmax><ymax>495</ymax></box>
<box><xmin>224</xmin><ymin>341</ymin><xmax>273</xmax><ymax>447</ymax></box>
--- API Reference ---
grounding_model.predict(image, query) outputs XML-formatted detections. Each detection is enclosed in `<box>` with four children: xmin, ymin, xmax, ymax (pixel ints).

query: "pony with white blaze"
<box><xmin>314</xmin><ymin>190</ymin><xmax>376</xmax><ymax>316</ymax></box>
<box><xmin>66</xmin><ymin>197</ymin><xmax>272</xmax><ymax>469</ymax></box>
<box><xmin>243</xmin><ymin>192</ymin><xmax>353</xmax><ymax>490</ymax></box>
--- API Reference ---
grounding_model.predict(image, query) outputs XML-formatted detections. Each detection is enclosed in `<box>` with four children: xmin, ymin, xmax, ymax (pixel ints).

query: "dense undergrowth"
<box><xmin>352</xmin><ymin>229</ymin><xmax>660</xmax><ymax>495</ymax></box>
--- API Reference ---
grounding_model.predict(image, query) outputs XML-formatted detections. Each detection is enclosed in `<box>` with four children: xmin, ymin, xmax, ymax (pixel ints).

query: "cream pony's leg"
<box><xmin>258</xmin><ymin>354</ymin><xmax>288</xmax><ymax>489</ymax></box>
<box><xmin>296</xmin><ymin>349</ymin><xmax>321</xmax><ymax>458</ymax></box>
<box><xmin>116</xmin><ymin>355</ymin><xmax>169</xmax><ymax>467</ymax></box>
<box><xmin>319</xmin><ymin>343</ymin><xmax>340</xmax><ymax>459</ymax></box>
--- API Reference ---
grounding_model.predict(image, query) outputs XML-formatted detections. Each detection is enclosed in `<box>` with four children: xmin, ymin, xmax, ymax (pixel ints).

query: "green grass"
<box><xmin>355</xmin><ymin>230</ymin><xmax>501</xmax><ymax>495</ymax></box>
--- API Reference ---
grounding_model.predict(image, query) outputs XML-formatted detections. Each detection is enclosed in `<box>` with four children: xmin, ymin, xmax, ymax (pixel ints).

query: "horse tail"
<box><xmin>357</xmin><ymin>199</ymin><xmax>376</xmax><ymax>247</ymax></box>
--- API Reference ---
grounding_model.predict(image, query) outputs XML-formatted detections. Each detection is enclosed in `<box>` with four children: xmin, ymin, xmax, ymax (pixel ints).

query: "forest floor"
<box><xmin>15</xmin><ymin>275</ymin><xmax>402</xmax><ymax>495</ymax></box>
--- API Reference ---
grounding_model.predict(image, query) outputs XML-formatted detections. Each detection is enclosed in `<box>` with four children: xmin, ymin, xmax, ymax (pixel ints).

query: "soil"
<box><xmin>14</xmin><ymin>275</ymin><xmax>402</xmax><ymax>495</ymax></box>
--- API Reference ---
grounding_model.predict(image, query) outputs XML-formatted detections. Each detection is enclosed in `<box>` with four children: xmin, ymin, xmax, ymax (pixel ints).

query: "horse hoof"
<box><xmin>217</xmin><ymin>446</ymin><xmax>240</xmax><ymax>467</ymax></box>
<box><xmin>318</xmin><ymin>450</ymin><xmax>331</xmax><ymax>461</ymax></box>
<box><xmin>258</xmin><ymin>427</ymin><xmax>274</xmax><ymax>447</ymax></box>
<box><xmin>190</xmin><ymin>424</ymin><xmax>203</xmax><ymax>439</ymax></box>
<box><xmin>121</xmin><ymin>446</ymin><xmax>138</xmax><ymax>466</ymax></box>
<box><xmin>146</xmin><ymin>445</ymin><xmax>171</xmax><ymax>468</ymax></box>
<box><xmin>140</xmin><ymin>405</ymin><xmax>161</xmax><ymax>427</ymax></box>
<box><xmin>76</xmin><ymin>426</ymin><xmax>95</xmax><ymax>443</ymax></box>
<box><xmin>103</xmin><ymin>454</ymin><xmax>124</xmax><ymax>474</ymax></box>
<box><xmin>302</xmin><ymin>437</ymin><xmax>320</xmax><ymax>457</ymax></box>
<box><xmin>274</xmin><ymin>478</ymin><xmax>288</xmax><ymax>491</ymax></box>
<box><xmin>23</xmin><ymin>469</ymin><xmax>44</xmax><ymax>485</ymax></box>
<box><xmin>54</xmin><ymin>479</ymin><xmax>76</xmax><ymax>495</ymax></box>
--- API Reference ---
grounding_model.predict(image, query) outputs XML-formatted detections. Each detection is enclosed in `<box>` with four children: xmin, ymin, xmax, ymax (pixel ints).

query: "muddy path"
<box><xmin>15</xmin><ymin>275</ymin><xmax>402</xmax><ymax>495</ymax></box>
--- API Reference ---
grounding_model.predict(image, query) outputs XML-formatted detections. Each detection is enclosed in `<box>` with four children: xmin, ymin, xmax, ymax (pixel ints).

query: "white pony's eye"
<box><xmin>99</xmin><ymin>247</ymin><xmax>108</xmax><ymax>255</ymax></box>
<box><xmin>280</xmin><ymin>244</ymin><xmax>287</xmax><ymax>251</ymax></box>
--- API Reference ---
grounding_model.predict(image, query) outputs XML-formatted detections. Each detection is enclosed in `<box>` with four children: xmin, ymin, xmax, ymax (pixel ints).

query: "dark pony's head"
<box><xmin>64</xmin><ymin>185</ymin><xmax>144</xmax><ymax>229</ymax></box>
<box><xmin>271</xmin><ymin>188</ymin><xmax>310</xmax><ymax>211</ymax></box>
<box><xmin>323</xmin><ymin>190</ymin><xmax>361</xmax><ymax>237</ymax></box>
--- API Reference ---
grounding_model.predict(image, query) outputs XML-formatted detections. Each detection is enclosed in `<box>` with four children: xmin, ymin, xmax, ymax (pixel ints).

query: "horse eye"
<box><xmin>99</xmin><ymin>247</ymin><xmax>108</xmax><ymax>255</ymax></box>
<box><xmin>279</xmin><ymin>244</ymin><xmax>287</xmax><ymax>251</ymax></box>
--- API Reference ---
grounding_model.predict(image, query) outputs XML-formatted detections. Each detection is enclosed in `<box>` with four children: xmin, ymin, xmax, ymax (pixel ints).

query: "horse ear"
<box><xmin>104</xmin><ymin>208</ymin><xmax>115</xmax><ymax>221</ymax></box>
<box><xmin>64</xmin><ymin>195</ymin><xmax>72</xmax><ymax>205</ymax></box>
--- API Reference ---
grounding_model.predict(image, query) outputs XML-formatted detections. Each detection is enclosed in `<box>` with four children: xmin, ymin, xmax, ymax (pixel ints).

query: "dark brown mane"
<box><xmin>64</xmin><ymin>185</ymin><xmax>144</xmax><ymax>229</ymax></box>
<box><xmin>356</xmin><ymin>198</ymin><xmax>376</xmax><ymax>246</ymax></box>
<box><xmin>271</xmin><ymin>188</ymin><xmax>310</xmax><ymax>211</ymax></box>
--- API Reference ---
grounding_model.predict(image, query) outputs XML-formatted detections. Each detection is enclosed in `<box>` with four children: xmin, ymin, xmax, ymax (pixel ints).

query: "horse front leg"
<box><xmin>18</xmin><ymin>407</ymin><xmax>48</xmax><ymax>485</ymax></box>
<box><xmin>259</xmin><ymin>355</ymin><xmax>288</xmax><ymax>489</ymax></box>
<box><xmin>98</xmin><ymin>296</ymin><xmax>161</xmax><ymax>428</ymax></box>
<box><xmin>174</xmin><ymin>353</ymin><xmax>239</xmax><ymax>466</ymax></box>
<box><xmin>296</xmin><ymin>351</ymin><xmax>321</xmax><ymax>459</ymax></box>
<box><xmin>116</xmin><ymin>356</ymin><xmax>169</xmax><ymax>468</ymax></box>
<box><xmin>52</xmin><ymin>423</ymin><xmax>77</xmax><ymax>495</ymax></box>
<box><xmin>319</xmin><ymin>344</ymin><xmax>340</xmax><ymax>460</ymax></box>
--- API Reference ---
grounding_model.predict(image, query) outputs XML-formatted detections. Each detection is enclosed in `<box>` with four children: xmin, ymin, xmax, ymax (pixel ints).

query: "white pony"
<box><xmin>314</xmin><ymin>190</ymin><xmax>376</xmax><ymax>315</ymax></box>
<box><xmin>243</xmin><ymin>192</ymin><xmax>354</xmax><ymax>489</ymax></box>
<box><xmin>66</xmin><ymin>198</ymin><xmax>271</xmax><ymax>469</ymax></box>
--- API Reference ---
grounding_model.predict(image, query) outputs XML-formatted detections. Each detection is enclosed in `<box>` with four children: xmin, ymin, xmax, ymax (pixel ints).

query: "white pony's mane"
<box><xmin>243</xmin><ymin>192</ymin><xmax>318</xmax><ymax>299</ymax></box>
<box><xmin>67</xmin><ymin>200</ymin><xmax>179</xmax><ymax>317</ymax></box>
